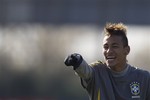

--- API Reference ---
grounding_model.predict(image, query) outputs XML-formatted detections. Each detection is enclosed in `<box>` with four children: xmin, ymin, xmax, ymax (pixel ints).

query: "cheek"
<box><xmin>117</xmin><ymin>52</ymin><xmax>126</xmax><ymax>60</ymax></box>
<box><xmin>102</xmin><ymin>50</ymin><xmax>106</xmax><ymax>56</ymax></box>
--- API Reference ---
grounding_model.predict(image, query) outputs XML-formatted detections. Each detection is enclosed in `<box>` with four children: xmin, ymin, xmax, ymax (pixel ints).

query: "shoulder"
<box><xmin>130</xmin><ymin>65</ymin><xmax>150</xmax><ymax>77</ymax></box>
<box><xmin>89</xmin><ymin>60</ymin><xmax>104</xmax><ymax>67</ymax></box>
<box><xmin>89</xmin><ymin>60</ymin><xmax>107</xmax><ymax>70</ymax></box>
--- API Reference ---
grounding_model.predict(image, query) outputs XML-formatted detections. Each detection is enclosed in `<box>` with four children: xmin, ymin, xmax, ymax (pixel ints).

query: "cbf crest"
<box><xmin>130</xmin><ymin>82</ymin><xmax>140</xmax><ymax>98</ymax></box>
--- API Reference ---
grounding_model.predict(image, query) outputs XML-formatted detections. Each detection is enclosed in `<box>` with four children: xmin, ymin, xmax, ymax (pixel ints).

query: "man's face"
<box><xmin>103</xmin><ymin>35</ymin><xmax>129</xmax><ymax>70</ymax></box>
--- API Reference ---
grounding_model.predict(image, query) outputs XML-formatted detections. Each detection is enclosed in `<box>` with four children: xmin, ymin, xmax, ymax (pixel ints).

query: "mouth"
<box><xmin>106</xmin><ymin>56</ymin><xmax>116</xmax><ymax>61</ymax></box>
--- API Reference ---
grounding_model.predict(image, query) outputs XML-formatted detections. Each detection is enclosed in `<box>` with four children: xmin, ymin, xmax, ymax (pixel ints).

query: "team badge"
<box><xmin>130</xmin><ymin>82</ymin><xmax>140</xmax><ymax>98</ymax></box>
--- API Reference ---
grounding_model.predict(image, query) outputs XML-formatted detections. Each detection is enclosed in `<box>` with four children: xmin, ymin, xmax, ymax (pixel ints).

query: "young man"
<box><xmin>64</xmin><ymin>23</ymin><xmax>150</xmax><ymax>100</ymax></box>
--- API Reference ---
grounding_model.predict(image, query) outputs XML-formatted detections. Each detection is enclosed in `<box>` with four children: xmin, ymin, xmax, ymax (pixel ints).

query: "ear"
<box><xmin>124</xmin><ymin>46</ymin><xmax>130</xmax><ymax>55</ymax></box>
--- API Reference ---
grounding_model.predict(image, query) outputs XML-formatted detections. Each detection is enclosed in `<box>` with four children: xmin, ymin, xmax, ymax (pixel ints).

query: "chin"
<box><xmin>106</xmin><ymin>63</ymin><xmax>115</xmax><ymax>68</ymax></box>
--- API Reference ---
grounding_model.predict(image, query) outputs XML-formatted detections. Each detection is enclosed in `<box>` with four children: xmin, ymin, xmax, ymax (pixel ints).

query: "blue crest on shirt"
<box><xmin>130</xmin><ymin>82</ymin><xmax>140</xmax><ymax>96</ymax></box>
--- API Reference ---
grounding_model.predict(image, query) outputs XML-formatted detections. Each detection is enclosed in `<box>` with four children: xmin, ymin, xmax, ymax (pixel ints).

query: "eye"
<box><xmin>112</xmin><ymin>45</ymin><xmax>119</xmax><ymax>48</ymax></box>
<box><xmin>103</xmin><ymin>45</ymin><xmax>108</xmax><ymax>50</ymax></box>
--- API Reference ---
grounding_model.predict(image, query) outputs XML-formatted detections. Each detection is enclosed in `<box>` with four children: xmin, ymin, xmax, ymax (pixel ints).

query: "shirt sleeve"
<box><xmin>75</xmin><ymin>60</ymin><xmax>103</xmax><ymax>89</ymax></box>
<box><xmin>75</xmin><ymin>59</ymin><xmax>93</xmax><ymax>80</ymax></box>
<box><xmin>146</xmin><ymin>72</ymin><xmax>150</xmax><ymax>100</ymax></box>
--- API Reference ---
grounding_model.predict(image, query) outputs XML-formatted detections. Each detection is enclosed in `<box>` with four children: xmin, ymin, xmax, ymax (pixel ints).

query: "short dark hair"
<box><xmin>104</xmin><ymin>23</ymin><xmax>129</xmax><ymax>47</ymax></box>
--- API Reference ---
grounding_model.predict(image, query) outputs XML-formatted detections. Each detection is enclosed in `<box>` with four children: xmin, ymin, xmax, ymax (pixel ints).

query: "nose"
<box><xmin>106</xmin><ymin>47</ymin><xmax>113</xmax><ymax>54</ymax></box>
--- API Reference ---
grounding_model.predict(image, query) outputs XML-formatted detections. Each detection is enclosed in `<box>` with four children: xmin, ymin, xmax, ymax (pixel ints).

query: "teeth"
<box><xmin>107</xmin><ymin>56</ymin><xmax>115</xmax><ymax>59</ymax></box>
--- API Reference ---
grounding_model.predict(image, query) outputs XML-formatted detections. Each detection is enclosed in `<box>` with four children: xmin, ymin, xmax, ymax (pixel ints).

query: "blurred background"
<box><xmin>0</xmin><ymin>0</ymin><xmax>150</xmax><ymax>100</ymax></box>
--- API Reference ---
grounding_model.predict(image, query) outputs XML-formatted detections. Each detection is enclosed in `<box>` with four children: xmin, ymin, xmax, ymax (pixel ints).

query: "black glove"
<box><xmin>64</xmin><ymin>53</ymin><xmax>83</xmax><ymax>70</ymax></box>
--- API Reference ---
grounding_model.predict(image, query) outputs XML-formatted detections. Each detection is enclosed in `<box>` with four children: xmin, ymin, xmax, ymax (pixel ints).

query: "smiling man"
<box><xmin>64</xmin><ymin>23</ymin><xmax>150</xmax><ymax>100</ymax></box>
<box><xmin>103</xmin><ymin>23</ymin><xmax>130</xmax><ymax>72</ymax></box>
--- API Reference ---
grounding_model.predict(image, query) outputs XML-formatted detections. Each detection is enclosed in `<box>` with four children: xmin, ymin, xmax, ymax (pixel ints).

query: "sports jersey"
<box><xmin>75</xmin><ymin>60</ymin><xmax>150</xmax><ymax>100</ymax></box>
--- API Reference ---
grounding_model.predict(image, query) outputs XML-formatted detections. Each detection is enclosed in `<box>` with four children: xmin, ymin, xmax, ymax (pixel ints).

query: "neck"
<box><xmin>110</xmin><ymin>63</ymin><xmax>127</xmax><ymax>72</ymax></box>
<box><xmin>110</xmin><ymin>64</ymin><xmax>129</xmax><ymax>77</ymax></box>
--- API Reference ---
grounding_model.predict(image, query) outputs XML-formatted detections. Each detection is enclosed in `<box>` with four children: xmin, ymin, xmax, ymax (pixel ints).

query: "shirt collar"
<box><xmin>110</xmin><ymin>64</ymin><xmax>130</xmax><ymax>77</ymax></box>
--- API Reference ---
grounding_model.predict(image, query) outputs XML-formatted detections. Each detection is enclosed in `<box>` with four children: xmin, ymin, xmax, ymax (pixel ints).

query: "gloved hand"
<box><xmin>64</xmin><ymin>53</ymin><xmax>83</xmax><ymax>70</ymax></box>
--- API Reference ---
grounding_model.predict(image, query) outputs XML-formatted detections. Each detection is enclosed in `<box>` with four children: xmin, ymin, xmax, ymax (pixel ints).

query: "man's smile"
<box><xmin>106</xmin><ymin>56</ymin><xmax>116</xmax><ymax>61</ymax></box>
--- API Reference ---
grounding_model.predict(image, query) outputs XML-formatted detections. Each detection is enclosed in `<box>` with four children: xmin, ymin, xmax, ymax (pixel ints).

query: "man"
<box><xmin>64</xmin><ymin>23</ymin><xmax>150</xmax><ymax>100</ymax></box>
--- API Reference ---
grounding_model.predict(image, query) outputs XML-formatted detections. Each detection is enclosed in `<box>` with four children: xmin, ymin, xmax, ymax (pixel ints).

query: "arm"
<box><xmin>146</xmin><ymin>73</ymin><xmax>150</xmax><ymax>100</ymax></box>
<box><xmin>64</xmin><ymin>53</ymin><xmax>93</xmax><ymax>79</ymax></box>
<box><xmin>75</xmin><ymin>59</ymin><xmax>93</xmax><ymax>79</ymax></box>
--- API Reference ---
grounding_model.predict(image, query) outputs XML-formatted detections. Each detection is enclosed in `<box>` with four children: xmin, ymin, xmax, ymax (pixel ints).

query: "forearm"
<box><xmin>75</xmin><ymin>59</ymin><xmax>93</xmax><ymax>79</ymax></box>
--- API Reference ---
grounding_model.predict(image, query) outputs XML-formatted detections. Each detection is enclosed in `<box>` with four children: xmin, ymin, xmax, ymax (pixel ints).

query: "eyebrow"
<box><xmin>112</xmin><ymin>43</ymin><xmax>119</xmax><ymax>45</ymax></box>
<box><xmin>103</xmin><ymin>43</ymin><xmax>119</xmax><ymax>46</ymax></box>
